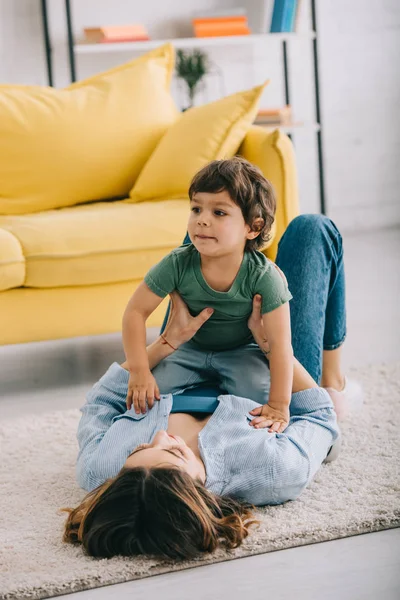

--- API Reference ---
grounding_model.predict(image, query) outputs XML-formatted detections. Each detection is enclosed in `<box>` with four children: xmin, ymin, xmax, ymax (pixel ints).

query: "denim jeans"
<box><xmin>160</xmin><ymin>214</ymin><xmax>346</xmax><ymax>392</ymax></box>
<box><xmin>152</xmin><ymin>339</ymin><xmax>271</xmax><ymax>404</ymax></box>
<box><xmin>275</xmin><ymin>214</ymin><xmax>346</xmax><ymax>383</ymax></box>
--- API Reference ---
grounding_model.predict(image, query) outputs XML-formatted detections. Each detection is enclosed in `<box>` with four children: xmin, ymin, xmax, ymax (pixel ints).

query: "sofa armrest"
<box><xmin>238</xmin><ymin>126</ymin><xmax>300</xmax><ymax>261</ymax></box>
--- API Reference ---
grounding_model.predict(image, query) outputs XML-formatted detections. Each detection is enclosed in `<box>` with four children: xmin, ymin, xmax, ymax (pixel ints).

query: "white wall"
<box><xmin>0</xmin><ymin>0</ymin><xmax>399</xmax><ymax>231</ymax></box>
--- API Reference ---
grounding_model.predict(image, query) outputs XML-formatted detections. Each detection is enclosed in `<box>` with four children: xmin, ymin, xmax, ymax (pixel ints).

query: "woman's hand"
<box><xmin>248</xmin><ymin>294</ymin><xmax>270</xmax><ymax>354</ymax></box>
<box><xmin>162</xmin><ymin>291</ymin><xmax>214</xmax><ymax>348</ymax></box>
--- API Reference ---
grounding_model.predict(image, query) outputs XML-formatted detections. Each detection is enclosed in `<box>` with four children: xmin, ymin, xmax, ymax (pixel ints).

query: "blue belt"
<box><xmin>170</xmin><ymin>387</ymin><xmax>220</xmax><ymax>414</ymax></box>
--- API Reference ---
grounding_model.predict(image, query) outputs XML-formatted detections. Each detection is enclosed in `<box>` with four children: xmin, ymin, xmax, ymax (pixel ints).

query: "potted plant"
<box><xmin>175</xmin><ymin>48</ymin><xmax>210</xmax><ymax>110</ymax></box>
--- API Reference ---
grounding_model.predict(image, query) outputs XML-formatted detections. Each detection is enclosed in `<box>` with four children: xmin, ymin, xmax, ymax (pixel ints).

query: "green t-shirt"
<box><xmin>144</xmin><ymin>244</ymin><xmax>292</xmax><ymax>351</ymax></box>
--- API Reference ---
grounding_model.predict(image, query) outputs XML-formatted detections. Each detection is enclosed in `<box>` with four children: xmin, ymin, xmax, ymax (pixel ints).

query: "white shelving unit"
<box><xmin>257</xmin><ymin>121</ymin><xmax>321</xmax><ymax>133</ymax></box>
<box><xmin>74</xmin><ymin>32</ymin><xmax>316</xmax><ymax>55</ymax></box>
<box><xmin>39</xmin><ymin>0</ymin><xmax>326</xmax><ymax>213</ymax></box>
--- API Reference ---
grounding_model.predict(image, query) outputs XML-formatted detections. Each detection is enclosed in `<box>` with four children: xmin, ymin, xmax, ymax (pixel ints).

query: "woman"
<box><xmin>63</xmin><ymin>215</ymin><xmax>362</xmax><ymax>560</ymax></box>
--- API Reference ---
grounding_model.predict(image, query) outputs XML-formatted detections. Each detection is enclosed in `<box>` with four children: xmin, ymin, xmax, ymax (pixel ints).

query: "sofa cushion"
<box><xmin>0</xmin><ymin>200</ymin><xmax>188</xmax><ymax>288</ymax></box>
<box><xmin>0</xmin><ymin>44</ymin><xmax>178</xmax><ymax>216</ymax></box>
<box><xmin>0</xmin><ymin>228</ymin><xmax>25</xmax><ymax>291</ymax></box>
<box><xmin>129</xmin><ymin>82</ymin><xmax>267</xmax><ymax>203</ymax></box>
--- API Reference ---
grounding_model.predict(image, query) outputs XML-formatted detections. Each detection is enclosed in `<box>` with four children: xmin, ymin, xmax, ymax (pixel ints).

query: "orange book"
<box><xmin>194</xmin><ymin>21</ymin><xmax>248</xmax><ymax>31</ymax></box>
<box><xmin>192</xmin><ymin>16</ymin><xmax>248</xmax><ymax>25</ymax></box>
<box><xmin>194</xmin><ymin>23</ymin><xmax>250</xmax><ymax>37</ymax></box>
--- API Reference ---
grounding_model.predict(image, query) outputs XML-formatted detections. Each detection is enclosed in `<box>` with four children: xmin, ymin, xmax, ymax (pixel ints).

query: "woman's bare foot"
<box><xmin>324</xmin><ymin>376</ymin><xmax>364</xmax><ymax>421</ymax></box>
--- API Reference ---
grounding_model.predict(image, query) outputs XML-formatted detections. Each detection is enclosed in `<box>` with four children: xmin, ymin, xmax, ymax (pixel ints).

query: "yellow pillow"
<box><xmin>0</xmin><ymin>44</ymin><xmax>178</xmax><ymax>215</ymax></box>
<box><xmin>129</xmin><ymin>82</ymin><xmax>268</xmax><ymax>203</ymax></box>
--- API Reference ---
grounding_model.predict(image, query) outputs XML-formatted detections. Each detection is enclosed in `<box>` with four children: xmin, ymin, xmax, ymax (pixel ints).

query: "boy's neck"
<box><xmin>199</xmin><ymin>248</ymin><xmax>245</xmax><ymax>292</ymax></box>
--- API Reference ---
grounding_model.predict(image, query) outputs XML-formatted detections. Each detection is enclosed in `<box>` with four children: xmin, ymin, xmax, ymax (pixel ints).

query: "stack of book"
<box><xmin>254</xmin><ymin>106</ymin><xmax>292</xmax><ymax>126</ymax></box>
<box><xmin>83</xmin><ymin>25</ymin><xmax>149</xmax><ymax>44</ymax></box>
<box><xmin>269</xmin><ymin>0</ymin><xmax>301</xmax><ymax>33</ymax></box>
<box><xmin>192</xmin><ymin>8</ymin><xmax>251</xmax><ymax>37</ymax></box>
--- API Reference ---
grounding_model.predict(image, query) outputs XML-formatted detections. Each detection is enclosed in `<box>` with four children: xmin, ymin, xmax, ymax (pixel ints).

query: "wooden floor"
<box><xmin>1</xmin><ymin>226</ymin><xmax>400</xmax><ymax>599</ymax></box>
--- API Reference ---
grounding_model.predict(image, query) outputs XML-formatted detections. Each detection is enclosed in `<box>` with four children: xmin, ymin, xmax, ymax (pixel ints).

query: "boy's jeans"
<box><xmin>152</xmin><ymin>339</ymin><xmax>271</xmax><ymax>404</ymax></box>
<box><xmin>158</xmin><ymin>214</ymin><xmax>346</xmax><ymax>402</ymax></box>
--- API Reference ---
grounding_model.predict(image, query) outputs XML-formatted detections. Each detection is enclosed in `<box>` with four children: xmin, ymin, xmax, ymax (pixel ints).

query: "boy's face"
<box><xmin>188</xmin><ymin>190</ymin><xmax>255</xmax><ymax>257</ymax></box>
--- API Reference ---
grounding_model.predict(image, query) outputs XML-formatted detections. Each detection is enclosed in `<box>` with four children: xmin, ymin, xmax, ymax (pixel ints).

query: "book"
<box><xmin>255</xmin><ymin>105</ymin><xmax>292</xmax><ymax>124</ymax></box>
<box><xmin>260</xmin><ymin>0</ymin><xmax>275</xmax><ymax>34</ymax></box>
<box><xmin>192</xmin><ymin>16</ymin><xmax>251</xmax><ymax>37</ymax></box>
<box><xmin>293</xmin><ymin>0</ymin><xmax>303</xmax><ymax>32</ymax></box>
<box><xmin>283</xmin><ymin>0</ymin><xmax>298</xmax><ymax>32</ymax></box>
<box><xmin>192</xmin><ymin>15</ymin><xmax>248</xmax><ymax>25</ymax></box>
<box><xmin>84</xmin><ymin>25</ymin><xmax>149</xmax><ymax>43</ymax></box>
<box><xmin>270</xmin><ymin>0</ymin><xmax>298</xmax><ymax>33</ymax></box>
<box><xmin>96</xmin><ymin>36</ymin><xmax>150</xmax><ymax>44</ymax></box>
<box><xmin>193</xmin><ymin>24</ymin><xmax>251</xmax><ymax>37</ymax></box>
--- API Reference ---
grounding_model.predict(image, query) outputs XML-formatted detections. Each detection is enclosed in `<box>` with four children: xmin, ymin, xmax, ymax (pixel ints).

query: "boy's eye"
<box><xmin>191</xmin><ymin>207</ymin><xmax>201</xmax><ymax>213</ymax></box>
<box><xmin>214</xmin><ymin>210</ymin><xmax>226</xmax><ymax>216</ymax></box>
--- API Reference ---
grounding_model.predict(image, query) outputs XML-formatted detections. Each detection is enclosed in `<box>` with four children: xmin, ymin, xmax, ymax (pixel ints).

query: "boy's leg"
<box><xmin>151</xmin><ymin>341</ymin><xmax>217</xmax><ymax>396</ymax></box>
<box><xmin>211</xmin><ymin>343</ymin><xmax>271</xmax><ymax>405</ymax></box>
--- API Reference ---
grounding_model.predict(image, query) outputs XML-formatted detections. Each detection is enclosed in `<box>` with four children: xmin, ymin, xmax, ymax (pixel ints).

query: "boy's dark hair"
<box><xmin>188</xmin><ymin>156</ymin><xmax>276</xmax><ymax>251</ymax></box>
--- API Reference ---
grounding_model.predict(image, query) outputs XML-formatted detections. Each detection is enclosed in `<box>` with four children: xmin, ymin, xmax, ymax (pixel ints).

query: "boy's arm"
<box><xmin>122</xmin><ymin>281</ymin><xmax>164</xmax><ymax>371</ymax></box>
<box><xmin>262</xmin><ymin>302</ymin><xmax>293</xmax><ymax>408</ymax></box>
<box><xmin>122</xmin><ymin>283</ymin><xmax>164</xmax><ymax>412</ymax></box>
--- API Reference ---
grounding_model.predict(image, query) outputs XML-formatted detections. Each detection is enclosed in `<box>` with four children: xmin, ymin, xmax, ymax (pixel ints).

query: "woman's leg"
<box><xmin>275</xmin><ymin>214</ymin><xmax>346</xmax><ymax>387</ymax></box>
<box><xmin>320</xmin><ymin>347</ymin><xmax>345</xmax><ymax>390</ymax></box>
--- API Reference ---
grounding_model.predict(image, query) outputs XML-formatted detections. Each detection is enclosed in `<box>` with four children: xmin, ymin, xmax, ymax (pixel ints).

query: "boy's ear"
<box><xmin>247</xmin><ymin>217</ymin><xmax>264</xmax><ymax>239</ymax></box>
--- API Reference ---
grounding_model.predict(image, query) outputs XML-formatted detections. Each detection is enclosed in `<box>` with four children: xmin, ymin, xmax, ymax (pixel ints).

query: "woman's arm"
<box><xmin>121</xmin><ymin>291</ymin><xmax>214</xmax><ymax>371</ymax></box>
<box><xmin>77</xmin><ymin>293</ymin><xmax>214</xmax><ymax>489</ymax></box>
<box><xmin>121</xmin><ymin>337</ymin><xmax>174</xmax><ymax>372</ymax></box>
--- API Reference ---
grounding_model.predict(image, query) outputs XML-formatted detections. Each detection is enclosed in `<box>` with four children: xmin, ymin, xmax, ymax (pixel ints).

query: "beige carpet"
<box><xmin>1</xmin><ymin>362</ymin><xmax>399</xmax><ymax>600</ymax></box>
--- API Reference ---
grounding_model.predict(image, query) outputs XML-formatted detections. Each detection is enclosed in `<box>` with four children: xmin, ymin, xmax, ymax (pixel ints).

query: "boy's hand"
<box><xmin>126</xmin><ymin>368</ymin><xmax>160</xmax><ymax>414</ymax></box>
<box><xmin>249</xmin><ymin>403</ymin><xmax>289</xmax><ymax>433</ymax></box>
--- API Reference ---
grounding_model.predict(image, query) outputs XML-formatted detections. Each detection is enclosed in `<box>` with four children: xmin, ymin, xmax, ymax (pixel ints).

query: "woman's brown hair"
<box><xmin>188</xmin><ymin>156</ymin><xmax>276</xmax><ymax>251</ymax></box>
<box><xmin>61</xmin><ymin>466</ymin><xmax>259</xmax><ymax>560</ymax></box>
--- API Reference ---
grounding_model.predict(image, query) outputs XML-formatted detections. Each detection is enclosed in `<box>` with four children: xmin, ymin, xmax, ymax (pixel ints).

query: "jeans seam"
<box><xmin>171</xmin><ymin>370</ymin><xmax>203</xmax><ymax>395</ymax></box>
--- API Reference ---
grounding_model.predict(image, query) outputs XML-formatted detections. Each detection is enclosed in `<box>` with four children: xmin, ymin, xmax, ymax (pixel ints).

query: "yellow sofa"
<box><xmin>0</xmin><ymin>47</ymin><xmax>299</xmax><ymax>346</ymax></box>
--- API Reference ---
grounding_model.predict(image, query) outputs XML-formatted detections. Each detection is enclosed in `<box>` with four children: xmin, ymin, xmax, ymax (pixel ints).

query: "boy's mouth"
<box><xmin>195</xmin><ymin>234</ymin><xmax>216</xmax><ymax>240</ymax></box>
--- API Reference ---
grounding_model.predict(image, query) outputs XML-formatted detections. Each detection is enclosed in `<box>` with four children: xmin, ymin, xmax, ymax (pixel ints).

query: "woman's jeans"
<box><xmin>160</xmin><ymin>214</ymin><xmax>346</xmax><ymax>387</ymax></box>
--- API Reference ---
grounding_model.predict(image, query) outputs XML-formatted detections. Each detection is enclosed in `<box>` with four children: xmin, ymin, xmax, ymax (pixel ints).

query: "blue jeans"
<box><xmin>152</xmin><ymin>340</ymin><xmax>270</xmax><ymax>404</ymax></box>
<box><xmin>160</xmin><ymin>214</ymin><xmax>346</xmax><ymax>396</ymax></box>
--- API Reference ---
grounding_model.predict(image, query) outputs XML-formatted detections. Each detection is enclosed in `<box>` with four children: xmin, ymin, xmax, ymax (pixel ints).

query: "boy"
<box><xmin>122</xmin><ymin>157</ymin><xmax>293</xmax><ymax>431</ymax></box>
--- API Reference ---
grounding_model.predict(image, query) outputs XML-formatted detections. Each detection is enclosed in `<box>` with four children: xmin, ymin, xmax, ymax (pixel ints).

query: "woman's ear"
<box><xmin>247</xmin><ymin>217</ymin><xmax>265</xmax><ymax>239</ymax></box>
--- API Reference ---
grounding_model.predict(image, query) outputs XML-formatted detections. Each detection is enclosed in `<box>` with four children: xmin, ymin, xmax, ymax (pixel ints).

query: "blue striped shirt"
<box><xmin>76</xmin><ymin>363</ymin><xmax>340</xmax><ymax>506</ymax></box>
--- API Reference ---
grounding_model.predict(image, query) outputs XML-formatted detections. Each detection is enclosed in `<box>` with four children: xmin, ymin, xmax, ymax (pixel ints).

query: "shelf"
<box><xmin>74</xmin><ymin>32</ymin><xmax>316</xmax><ymax>55</ymax></box>
<box><xmin>254</xmin><ymin>121</ymin><xmax>321</xmax><ymax>133</ymax></box>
